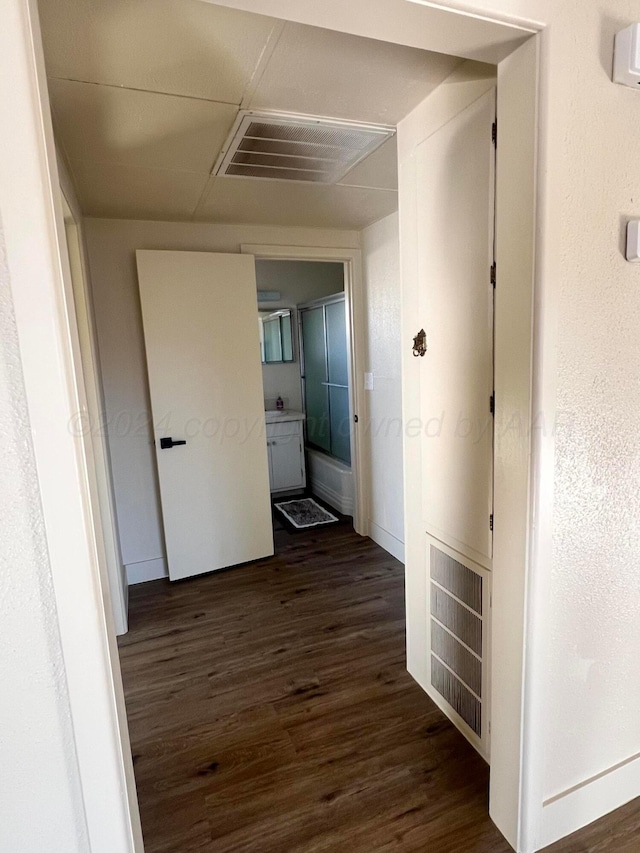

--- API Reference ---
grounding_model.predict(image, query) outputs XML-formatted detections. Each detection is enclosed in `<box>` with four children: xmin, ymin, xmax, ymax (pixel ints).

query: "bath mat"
<box><xmin>274</xmin><ymin>497</ymin><xmax>339</xmax><ymax>530</ymax></box>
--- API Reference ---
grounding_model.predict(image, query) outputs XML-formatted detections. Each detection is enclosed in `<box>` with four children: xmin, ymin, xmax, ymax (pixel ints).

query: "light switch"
<box><xmin>626</xmin><ymin>220</ymin><xmax>640</xmax><ymax>262</ymax></box>
<box><xmin>364</xmin><ymin>372</ymin><xmax>374</xmax><ymax>391</ymax></box>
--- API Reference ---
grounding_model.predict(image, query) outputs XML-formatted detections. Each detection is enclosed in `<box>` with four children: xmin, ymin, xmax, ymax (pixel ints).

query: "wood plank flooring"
<box><xmin>118</xmin><ymin>518</ymin><xmax>636</xmax><ymax>852</ymax></box>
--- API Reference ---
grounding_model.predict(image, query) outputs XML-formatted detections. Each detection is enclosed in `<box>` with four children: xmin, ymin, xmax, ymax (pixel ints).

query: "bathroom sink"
<box><xmin>265</xmin><ymin>409</ymin><xmax>305</xmax><ymax>422</ymax></box>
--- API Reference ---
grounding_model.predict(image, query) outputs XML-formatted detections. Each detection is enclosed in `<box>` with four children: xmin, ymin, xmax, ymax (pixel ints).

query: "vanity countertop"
<box><xmin>265</xmin><ymin>409</ymin><xmax>306</xmax><ymax>424</ymax></box>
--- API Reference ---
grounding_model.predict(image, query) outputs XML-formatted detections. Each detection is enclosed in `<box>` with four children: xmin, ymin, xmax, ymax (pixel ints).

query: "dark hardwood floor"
<box><xmin>118</xmin><ymin>516</ymin><xmax>637</xmax><ymax>852</ymax></box>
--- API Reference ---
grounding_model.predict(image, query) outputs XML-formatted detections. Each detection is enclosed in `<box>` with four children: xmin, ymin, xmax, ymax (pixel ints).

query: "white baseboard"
<box><xmin>540</xmin><ymin>751</ymin><xmax>640</xmax><ymax>849</ymax></box>
<box><xmin>368</xmin><ymin>520</ymin><xmax>405</xmax><ymax>563</ymax></box>
<box><xmin>312</xmin><ymin>481</ymin><xmax>354</xmax><ymax>516</ymax></box>
<box><xmin>125</xmin><ymin>557</ymin><xmax>168</xmax><ymax>585</ymax></box>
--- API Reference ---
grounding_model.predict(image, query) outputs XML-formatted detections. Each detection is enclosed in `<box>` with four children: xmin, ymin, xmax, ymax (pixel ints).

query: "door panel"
<box><xmin>326</xmin><ymin>300</ymin><xmax>348</xmax><ymax>386</ymax></box>
<box><xmin>269</xmin><ymin>436</ymin><xmax>304</xmax><ymax>491</ymax></box>
<box><xmin>329</xmin><ymin>385</ymin><xmax>351</xmax><ymax>465</ymax></box>
<box><xmin>301</xmin><ymin>307</ymin><xmax>330</xmax><ymax>452</ymax></box>
<box><xmin>417</xmin><ymin>88</ymin><xmax>495</xmax><ymax>567</ymax></box>
<box><xmin>137</xmin><ymin>250</ymin><xmax>273</xmax><ymax>581</ymax></box>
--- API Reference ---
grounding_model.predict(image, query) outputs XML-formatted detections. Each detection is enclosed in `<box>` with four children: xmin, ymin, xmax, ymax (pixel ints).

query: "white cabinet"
<box><xmin>266</xmin><ymin>418</ymin><xmax>306</xmax><ymax>493</ymax></box>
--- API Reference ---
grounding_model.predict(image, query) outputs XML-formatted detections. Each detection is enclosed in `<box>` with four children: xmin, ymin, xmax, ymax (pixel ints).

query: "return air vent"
<box><xmin>213</xmin><ymin>111</ymin><xmax>395</xmax><ymax>184</ymax></box>
<box><xmin>429</xmin><ymin>545</ymin><xmax>486</xmax><ymax>740</ymax></box>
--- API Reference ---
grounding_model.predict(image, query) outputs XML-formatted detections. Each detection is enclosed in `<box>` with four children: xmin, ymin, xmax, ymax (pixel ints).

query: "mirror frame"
<box><xmin>258</xmin><ymin>307</ymin><xmax>295</xmax><ymax>364</ymax></box>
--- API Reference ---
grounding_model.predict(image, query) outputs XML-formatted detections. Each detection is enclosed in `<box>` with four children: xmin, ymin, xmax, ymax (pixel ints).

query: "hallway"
<box><xmin>118</xmin><ymin>520</ymin><xmax>640</xmax><ymax>852</ymax></box>
<box><xmin>118</xmin><ymin>520</ymin><xmax>511</xmax><ymax>852</ymax></box>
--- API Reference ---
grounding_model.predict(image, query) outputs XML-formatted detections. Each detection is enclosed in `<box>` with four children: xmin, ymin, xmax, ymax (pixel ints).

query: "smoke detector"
<box><xmin>213</xmin><ymin>110</ymin><xmax>395</xmax><ymax>184</ymax></box>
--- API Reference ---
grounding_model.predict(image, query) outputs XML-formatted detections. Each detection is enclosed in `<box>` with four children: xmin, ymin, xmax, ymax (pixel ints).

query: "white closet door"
<box><xmin>417</xmin><ymin>88</ymin><xmax>496</xmax><ymax>566</ymax></box>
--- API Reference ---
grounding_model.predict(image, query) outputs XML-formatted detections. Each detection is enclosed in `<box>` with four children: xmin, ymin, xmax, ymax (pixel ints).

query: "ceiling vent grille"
<box><xmin>213</xmin><ymin>111</ymin><xmax>395</xmax><ymax>185</ymax></box>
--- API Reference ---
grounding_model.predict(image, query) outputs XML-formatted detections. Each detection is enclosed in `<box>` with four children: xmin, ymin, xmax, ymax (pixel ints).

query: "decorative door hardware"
<box><xmin>412</xmin><ymin>329</ymin><xmax>427</xmax><ymax>357</ymax></box>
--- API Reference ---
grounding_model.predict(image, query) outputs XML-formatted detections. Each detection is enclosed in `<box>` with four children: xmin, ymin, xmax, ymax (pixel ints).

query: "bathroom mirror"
<box><xmin>258</xmin><ymin>308</ymin><xmax>294</xmax><ymax>364</ymax></box>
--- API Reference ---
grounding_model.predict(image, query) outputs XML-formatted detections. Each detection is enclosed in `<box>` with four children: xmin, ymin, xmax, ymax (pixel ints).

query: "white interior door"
<box><xmin>417</xmin><ymin>88</ymin><xmax>495</xmax><ymax>567</ymax></box>
<box><xmin>136</xmin><ymin>250</ymin><xmax>273</xmax><ymax>581</ymax></box>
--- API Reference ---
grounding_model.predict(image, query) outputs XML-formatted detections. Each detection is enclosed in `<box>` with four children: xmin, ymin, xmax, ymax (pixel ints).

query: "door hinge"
<box><xmin>490</xmin><ymin>261</ymin><xmax>496</xmax><ymax>288</ymax></box>
<box><xmin>489</xmin><ymin>513</ymin><xmax>494</xmax><ymax>532</ymax></box>
<box><xmin>492</xmin><ymin>120</ymin><xmax>497</xmax><ymax>147</ymax></box>
<box><xmin>489</xmin><ymin>393</ymin><xmax>494</xmax><ymax>416</ymax></box>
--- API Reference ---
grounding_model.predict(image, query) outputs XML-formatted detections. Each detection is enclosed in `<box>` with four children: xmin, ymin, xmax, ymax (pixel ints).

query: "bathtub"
<box><xmin>306</xmin><ymin>448</ymin><xmax>354</xmax><ymax>516</ymax></box>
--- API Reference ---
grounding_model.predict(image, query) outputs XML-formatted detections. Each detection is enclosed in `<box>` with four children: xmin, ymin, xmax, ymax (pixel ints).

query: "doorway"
<box><xmin>8</xmin><ymin>1</ymin><xmax>535</xmax><ymax>852</ymax></box>
<box><xmin>254</xmin><ymin>257</ymin><xmax>357</xmax><ymax>538</ymax></box>
<box><xmin>243</xmin><ymin>245</ymin><xmax>367</xmax><ymax>535</ymax></box>
<box><xmin>254</xmin><ymin>259</ymin><xmax>352</xmax><ymax>515</ymax></box>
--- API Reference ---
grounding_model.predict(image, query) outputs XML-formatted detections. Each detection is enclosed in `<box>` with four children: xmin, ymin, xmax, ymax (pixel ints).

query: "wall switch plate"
<box><xmin>626</xmin><ymin>220</ymin><xmax>640</xmax><ymax>262</ymax></box>
<box><xmin>614</xmin><ymin>25</ymin><xmax>640</xmax><ymax>88</ymax></box>
<box><xmin>364</xmin><ymin>372</ymin><xmax>374</xmax><ymax>391</ymax></box>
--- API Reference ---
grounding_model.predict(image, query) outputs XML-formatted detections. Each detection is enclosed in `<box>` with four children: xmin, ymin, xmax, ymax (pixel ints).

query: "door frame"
<box><xmin>241</xmin><ymin>244</ymin><xmax>368</xmax><ymax>536</ymax></box>
<box><xmin>60</xmin><ymin>188</ymin><xmax>129</xmax><ymax>636</ymax></box>
<box><xmin>5</xmin><ymin>1</ymin><xmax>549</xmax><ymax>852</ymax></box>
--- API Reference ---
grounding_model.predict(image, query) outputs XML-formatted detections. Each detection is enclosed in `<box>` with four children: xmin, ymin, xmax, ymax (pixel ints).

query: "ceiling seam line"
<box><xmin>239</xmin><ymin>19</ymin><xmax>287</xmax><ymax>110</ymax></box>
<box><xmin>48</xmin><ymin>76</ymin><xmax>241</xmax><ymax>108</ymax></box>
<box><xmin>337</xmin><ymin>184</ymin><xmax>398</xmax><ymax>193</ymax></box>
<box><xmin>64</xmin><ymin>158</ymin><xmax>212</xmax><ymax>177</ymax></box>
<box><xmin>190</xmin><ymin>176</ymin><xmax>218</xmax><ymax>221</ymax></box>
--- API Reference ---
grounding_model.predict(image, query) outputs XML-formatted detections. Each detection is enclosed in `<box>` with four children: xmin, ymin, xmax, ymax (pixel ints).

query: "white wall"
<box><xmin>255</xmin><ymin>259</ymin><xmax>344</xmax><ymax>411</ymax></box>
<box><xmin>84</xmin><ymin>218</ymin><xmax>360</xmax><ymax>583</ymax></box>
<box><xmin>0</xmin><ymin>221</ymin><xmax>89</xmax><ymax>853</ymax></box>
<box><xmin>361</xmin><ymin>213</ymin><xmax>405</xmax><ymax>562</ymax></box>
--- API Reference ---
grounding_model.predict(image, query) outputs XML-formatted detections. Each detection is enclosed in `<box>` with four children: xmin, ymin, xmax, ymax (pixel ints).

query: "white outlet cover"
<box><xmin>364</xmin><ymin>372</ymin><xmax>374</xmax><ymax>391</ymax></box>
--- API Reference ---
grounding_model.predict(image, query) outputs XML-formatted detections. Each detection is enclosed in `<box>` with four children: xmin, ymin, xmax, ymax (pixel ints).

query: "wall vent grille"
<box><xmin>429</xmin><ymin>545</ymin><xmax>484</xmax><ymax>737</ymax></box>
<box><xmin>213</xmin><ymin>111</ymin><xmax>395</xmax><ymax>185</ymax></box>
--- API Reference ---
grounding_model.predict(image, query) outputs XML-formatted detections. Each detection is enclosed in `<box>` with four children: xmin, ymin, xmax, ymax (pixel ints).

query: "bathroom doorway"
<box><xmin>243</xmin><ymin>244</ymin><xmax>366</xmax><ymax>535</ymax></box>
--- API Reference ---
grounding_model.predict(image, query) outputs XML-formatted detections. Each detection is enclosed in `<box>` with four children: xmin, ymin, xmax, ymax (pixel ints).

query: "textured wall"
<box><xmin>0</xmin><ymin>222</ymin><xmax>88</xmax><ymax>851</ymax></box>
<box><xmin>539</xmin><ymin>0</ymin><xmax>640</xmax><ymax>801</ymax></box>
<box><xmin>362</xmin><ymin>213</ymin><xmax>405</xmax><ymax>557</ymax></box>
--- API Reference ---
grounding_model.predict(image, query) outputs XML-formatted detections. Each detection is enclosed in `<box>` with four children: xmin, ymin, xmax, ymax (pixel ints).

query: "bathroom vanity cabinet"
<box><xmin>265</xmin><ymin>411</ymin><xmax>306</xmax><ymax>493</ymax></box>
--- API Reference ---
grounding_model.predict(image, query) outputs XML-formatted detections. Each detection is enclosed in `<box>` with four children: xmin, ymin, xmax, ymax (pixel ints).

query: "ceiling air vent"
<box><xmin>213</xmin><ymin>111</ymin><xmax>395</xmax><ymax>185</ymax></box>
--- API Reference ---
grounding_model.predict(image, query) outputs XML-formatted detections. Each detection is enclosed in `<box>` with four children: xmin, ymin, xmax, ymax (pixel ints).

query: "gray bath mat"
<box><xmin>274</xmin><ymin>497</ymin><xmax>339</xmax><ymax>530</ymax></box>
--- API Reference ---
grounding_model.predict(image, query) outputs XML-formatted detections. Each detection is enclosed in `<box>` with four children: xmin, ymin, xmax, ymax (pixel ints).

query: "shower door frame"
<box><xmin>298</xmin><ymin>291</ymin><xmax>352</xmax><ymax>470</ymax></box>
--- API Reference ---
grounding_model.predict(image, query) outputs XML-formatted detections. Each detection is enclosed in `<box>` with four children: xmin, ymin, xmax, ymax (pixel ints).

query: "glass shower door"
<box><xmin>301</xmin><ymin>307</ymin><xmax>330</xmax><ymax>452</ymax></box>
<box><xmin>300</xmin><ymin>297</ymin><xmax>350</xmax><ymax>465</ymax></box>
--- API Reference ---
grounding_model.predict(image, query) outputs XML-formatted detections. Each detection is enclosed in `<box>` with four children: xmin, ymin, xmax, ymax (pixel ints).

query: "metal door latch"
<box><xmin>412</xmin><ymin>329</ymin><xmax>427</xmax><ymax>357</ymax></box>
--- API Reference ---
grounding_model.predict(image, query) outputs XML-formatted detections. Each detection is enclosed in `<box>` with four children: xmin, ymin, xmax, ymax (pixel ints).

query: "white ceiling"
<box><xmin>40</xmin><ymin>0</ymin><xmax>463</xmax><ymax>229</ymax></box>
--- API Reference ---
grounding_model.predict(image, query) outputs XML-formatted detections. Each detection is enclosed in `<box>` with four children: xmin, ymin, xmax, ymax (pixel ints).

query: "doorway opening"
<box><xmin>253</xmin><ymin>257</ymin><xmax>358</xmax><ymax>538</ymax></box>
<box><xmin>26</xmin><ymin>0</ymin><xmax>540</xmax><ymax>844</ymax></box>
